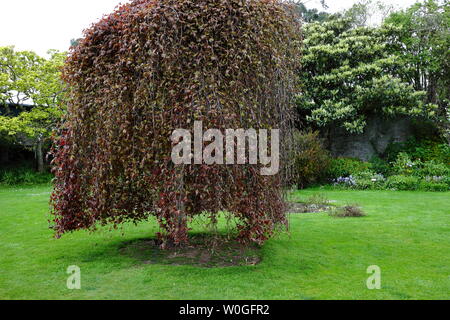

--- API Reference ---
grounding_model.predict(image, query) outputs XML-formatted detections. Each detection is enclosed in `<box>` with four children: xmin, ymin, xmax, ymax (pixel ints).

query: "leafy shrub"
<box><xmin>329</xmin><ymin>205</ymin><xmax>366</xmax><ymax>218</ymax></box>
<box><xmin>333</xmin><ymin>170</ymin><xmax>386</xmax><ymax>190</ymax></box>
<box><xmin>333</xmin><ymin>173</ymin><xmax>449</xmax><ymax>192</ymax></box>
<box><xmin>369</xmin><ymin>156</ymin><xmax>391</xmax><ymax>176</ymax></box>
<box><xmin>353</xmin><ymin>179</ymin><xmax>374</xmax><ymax>190</ymax></box>
<box><xmin>334</xmin><ymin>176</ymin><xmax>357</xmax><ymax>187</ymax></box>
<box><xmin>326</xmin><ymin>158</ymin><xmax>372</xmax><ymax>180</ymax></box>
<box><xmin>329</xmin><ymin>156</ymin><xmax>449</xmax><ymax>191</ymax></box>
<box><xmin>354</xmin><ymin>171</ymin><xmax>385</xmax><ymax>189</ymax></box>
<box><xmin>442</xmin><ymin>176</ymin><xmax>450</xmax><ymax>187</ymax></box>
<box><xmin>435</xmin><ymin>144</ymin><xmax>450</xmax><ymax>164</ymax></box>
<box><xmin>292</xmin><ymin>130</ymin><xmax>330</xmax><ymax>188</ymax></box>
<box><xmin>391</xmin><ymin>152</ymin><xmax>420</xmax><ymax>176</ymax></box>
<box><xmin>386</xmin><ymin>175</ymin><xmax>420</xmax><ymax>191</ymax></box>
<box><xmin>0</xmin><ymin>167</ymin><xmax>52</xmax><ymax>185</ymax></box>
<box><xmin>385</xmin><ymin>137</ymin><xmax>450</xmax><ymax>164</ymax></box>
<box><xmin>418</xmin><ymin>181</ymin><xmax>449</xmax><ymax>192</ymax></box>
<box><xmin>415</xmin><ymin>161</ymin><xmax>450</xmax><ymax>178</ymax></box>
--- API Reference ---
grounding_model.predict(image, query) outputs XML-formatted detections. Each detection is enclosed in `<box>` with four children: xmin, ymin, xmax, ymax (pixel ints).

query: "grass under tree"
<box><xmin>0</xmin><ymin>184</ymin><xmax>448</xmax><ymax>300</ymax></box>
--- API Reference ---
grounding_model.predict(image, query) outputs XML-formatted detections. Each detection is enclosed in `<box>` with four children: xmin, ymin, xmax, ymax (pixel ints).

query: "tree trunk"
<box><xmin>36</xmin><ymin>137</ymin><xmax>44</xmax><ymax>173</ymax></box>
<box><xmin>175</xmin><ymin>164</ymin><xmax>187</xmax><ymax>244</ymax></box>
<box><xmin>0</xmin><ymin>147</ymin><xmax>9</xmax><ymax>165</ymax></box>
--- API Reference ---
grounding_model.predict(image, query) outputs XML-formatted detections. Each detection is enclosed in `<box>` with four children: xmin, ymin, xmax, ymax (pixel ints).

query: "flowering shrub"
<box><xmin>392</xmin><ymin>152</ymin><xmax>418</xmax><ymax>176</ymax></box>
<box><xmin>334</xmin><ymin>176</ymin><xmax>356</xmax><ymax>187</ymax></box>
<box><xmin>332</xmin><ymin>167</ymin><xmax>449</xmax><ymax>191</ymax></box>
<box><xmin>333</xmin><ymin>170</ymin><xmax>386</xmax><ymax>190</ymax></box>
<box><xmin>296</xmin><ymin>18</ymin><xmax>437</xmax><ymax>135</ymax></box>
<box><xmin>415</xmin><ymin>161</ymin><xmax>450</xmax><ymax>178</ymax></box>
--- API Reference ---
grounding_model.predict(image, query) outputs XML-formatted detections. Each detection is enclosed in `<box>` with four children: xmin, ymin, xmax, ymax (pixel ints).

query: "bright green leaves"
<box><xmin>0</xmin><ymin>47</ymin><xmax>66</xmax><ymax>144</ymax></box>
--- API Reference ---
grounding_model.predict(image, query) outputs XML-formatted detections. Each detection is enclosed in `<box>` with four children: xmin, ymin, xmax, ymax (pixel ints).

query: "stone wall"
<box><xmin>327</xmin><ymin>115</ymin><xmax>414</xmax><ymax>161</ymax></box>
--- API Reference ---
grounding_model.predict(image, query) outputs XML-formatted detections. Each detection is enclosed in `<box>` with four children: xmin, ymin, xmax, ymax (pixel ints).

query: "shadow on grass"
<box><xmin>70</xmin><ymin>232</ymin><xmax>263</xmax><ymax>269</ymax></box>
<box><xmin>118</xmin><ymin>233</ymin><xmax>262</xmax><ymax>268</ymax></box>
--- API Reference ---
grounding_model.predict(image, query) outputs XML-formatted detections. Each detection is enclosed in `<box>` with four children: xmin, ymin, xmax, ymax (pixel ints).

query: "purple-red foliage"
<box><xmin>50</xmin><ymin>0</ymin><xmax>302</xmax><ymax>246</ymax></box>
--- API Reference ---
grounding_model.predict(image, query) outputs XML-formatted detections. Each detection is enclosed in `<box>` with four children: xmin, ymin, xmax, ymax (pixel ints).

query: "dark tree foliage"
<box><xmin>294</xmin><ymin>2</ymin><xmax>329</xmax><ymax>23</ymax></box>
<box><xmin>50</xmin><ymin>0</ymin><xmax>301</xmax><ymax>247</ymax></box>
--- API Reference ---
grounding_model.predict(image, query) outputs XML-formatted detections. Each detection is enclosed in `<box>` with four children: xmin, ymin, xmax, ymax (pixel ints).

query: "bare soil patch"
<box><xmin>119</xmin><ymin>235</ymin><xmax>262</xmax><ymax>268</ymax></box>
<box><xmin>288</xmin><ymin>202</ymin><xmax>333</xmax><ymax>214</ymax></box>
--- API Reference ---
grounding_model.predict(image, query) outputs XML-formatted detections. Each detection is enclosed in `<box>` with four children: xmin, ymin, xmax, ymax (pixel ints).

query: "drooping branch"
<box><xmin>51</xmin><ymin>0</ymin><xmax>302</xmax><ymax>247</ymax></box>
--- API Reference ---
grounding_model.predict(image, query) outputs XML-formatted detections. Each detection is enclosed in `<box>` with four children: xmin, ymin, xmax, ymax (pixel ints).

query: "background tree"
<box><xmin>0</xmin><ymin>47</ymin><xmax>65</xmax><ymax>172</ymax></box>
<box><xmin>385</xmin><ymin>0</ymin><xmax>450</xmax><ymax>143</ymax></box>
<box><xmin>296</xmin><ymin>18</ymin><xmax>437</xmax><ymax>135</ymax></box>
<box><xmin>293</xmin><ymin>1</ymin><xmax>329</xmax><ymax>23</ymax></box>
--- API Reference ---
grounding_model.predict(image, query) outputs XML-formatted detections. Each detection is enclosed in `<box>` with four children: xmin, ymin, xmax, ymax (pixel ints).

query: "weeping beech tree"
<box><xmin>50</xmin><ymin>0</ymin><xmax>301</xmax><ymax>246</ymax></box>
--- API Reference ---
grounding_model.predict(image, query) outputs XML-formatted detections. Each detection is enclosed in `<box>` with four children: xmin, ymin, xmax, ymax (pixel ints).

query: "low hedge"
<box><xmin>0</xmin><ymin>168</ymin><xmax>53</xmax><ymax>185</ymax></box>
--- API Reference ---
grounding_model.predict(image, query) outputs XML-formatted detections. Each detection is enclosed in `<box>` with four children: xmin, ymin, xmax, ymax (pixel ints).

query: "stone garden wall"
<box><xmin>328</xmin><ymin>115</ymin><xmax>414</xmax><ymax>161</ymax></box>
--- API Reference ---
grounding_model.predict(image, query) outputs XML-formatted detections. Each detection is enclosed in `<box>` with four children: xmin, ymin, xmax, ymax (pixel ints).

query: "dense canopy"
<box><xmin>297</xmin><ymin>18</ymin><xmax>437</xmax><ymax>134</ymax></box>
<box><xmin>50</xmin><ymin>0</ymin><xmax>301</xmax><ymax>246</ymax></box>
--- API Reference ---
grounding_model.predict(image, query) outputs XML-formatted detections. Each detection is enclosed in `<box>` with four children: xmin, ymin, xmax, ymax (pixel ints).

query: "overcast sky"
<box><xmin>0</xmin><ymin>0</ymin><xmax>420</xmax><ymax>57</ymax></box>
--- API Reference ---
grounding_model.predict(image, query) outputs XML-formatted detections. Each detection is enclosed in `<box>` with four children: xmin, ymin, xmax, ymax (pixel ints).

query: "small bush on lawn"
<box><xmin>329</xmin><ymin>205</ymin><xmax>366</xmax><ymax>218</ymax></box>
<box><xmin>0</xmin><ymin>168</ymin><xmax>53</xmax><ymax>185</ymax></box>
<box><xmin>305</xmin><ymin>193</ymin><xmax>330</xmax><ymax>206</ymax></box>
<box><xmin>352</xmin><ymin>179</ymin><xmax>374</xmax><ymax>190</ymax></box>
<box><xmin>386</xmin><ymin>175</ymin><xmax>420</xmax><ymax>191</ymax></box>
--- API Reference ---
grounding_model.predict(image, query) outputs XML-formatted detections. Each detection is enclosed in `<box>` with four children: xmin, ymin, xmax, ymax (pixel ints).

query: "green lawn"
<box><xmin>0</xmin><ymin>184</ymin><xmax>449</xmax><ymax>300</ymax></box>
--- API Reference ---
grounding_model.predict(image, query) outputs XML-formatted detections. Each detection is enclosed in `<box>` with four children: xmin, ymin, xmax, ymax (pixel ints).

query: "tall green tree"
<box><xmin>385</xmin><ymin>0</ymin><xmax>450</xmax><ymax>143</ymax></box>
<box><xmin>296</xmin><ymin>18</ymin><xmax>437</xmax><ymax>135</ymax></box>
<box><xmin>0</xmin><ymin>47</ymin><xmax>66</xmax><ymax>172</ymax></box>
